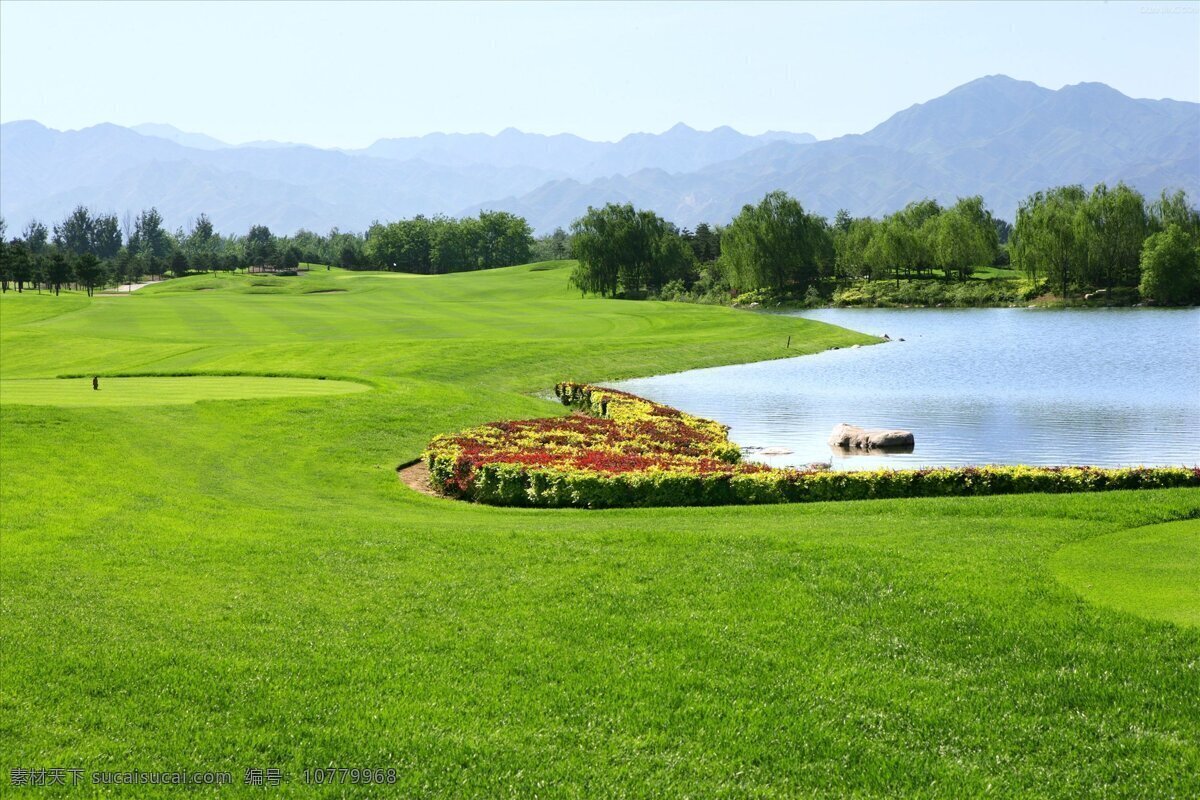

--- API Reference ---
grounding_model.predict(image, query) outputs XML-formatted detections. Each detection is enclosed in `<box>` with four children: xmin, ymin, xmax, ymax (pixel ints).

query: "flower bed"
<box><xmin>423</xmin><ymin>382</ymin><xmax>1200</xmax><ymax>508</ymax></box>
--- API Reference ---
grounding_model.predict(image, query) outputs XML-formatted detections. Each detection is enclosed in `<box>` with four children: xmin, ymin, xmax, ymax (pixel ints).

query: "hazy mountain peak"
<box><xmin>665</xmin><ymin>122</ymin><xmax>697</xmax><ymax>134</ymax></box>
<box><xmin>957</xmin><ymin>73</ymin><xmax>1030</xmax><ymax>88</ymax></box>
<box><xmin>1057</xmin><ymin>80</ymin><xmax>1128</xmax><ymax>100</ymax></box>
<box><xmin>464</xmin><ymin>76</ymin><xmax>1196</xmax><ymax>231</ymax></box>
<box><xmin>2</xmin><ymin>119</ymin><xmax>49</xmax><ymax>131</ymax></box>
<box><xmin>132</xmin><ymin>123</ymin><xmax>229</xmax><ymax>150</ymax></box>
<box><xmin>2</xmin><ymin>76</ymin><xmax>1193</xmax><ymax>236</ymax></box>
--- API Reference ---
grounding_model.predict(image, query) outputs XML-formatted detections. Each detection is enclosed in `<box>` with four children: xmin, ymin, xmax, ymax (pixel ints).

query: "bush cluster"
<box><xmin>832</xmin><ymin>280</ymin><xmax>1021</xmax><ymax>308</ymax></box>
<box><xmin>424</xmin><ymin>384</ymin><xmax>1200</xmax><ymax>508</ymax></box>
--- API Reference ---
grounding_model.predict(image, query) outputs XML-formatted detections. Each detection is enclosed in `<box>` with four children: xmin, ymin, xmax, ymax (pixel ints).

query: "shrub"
<box><xmin>423</xmin><ymin>384</ymin><xmax>1200</xmax><ymax>508</ymax></box>
<box><xmin>832</xmin><ymin>279</ymin><xmax>1021</xmax><ymax>308</ymax></box>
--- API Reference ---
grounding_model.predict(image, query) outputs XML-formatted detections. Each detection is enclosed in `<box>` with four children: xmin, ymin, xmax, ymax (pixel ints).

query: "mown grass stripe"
<box><xmin>0</xmin><ymin>376</ymin><xmax>369</xmax><ymax>406</ymax></box>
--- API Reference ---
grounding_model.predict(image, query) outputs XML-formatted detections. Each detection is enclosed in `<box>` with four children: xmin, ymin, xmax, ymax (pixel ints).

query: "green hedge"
<box><xmin>425</xmin><ymin>460</ymin><xmax>1200</xmax><ymax>509</ymax></box>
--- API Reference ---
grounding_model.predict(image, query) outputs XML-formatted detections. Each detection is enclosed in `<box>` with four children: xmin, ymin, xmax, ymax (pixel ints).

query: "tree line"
<box><xmin>1013</xmin><ymin>185</ymin><xmax>1200</xmax><ymax>304</ymax></box>
<box><xmin>363</xmin><ymin>212</ymin><xmax>532</xmax><ymax>274</ymax></box>
<box><xmin>0</xmin><ymin>207</ymin><xmax>537</xmax><ymax>294</ymax></box>
<box><xmin>568</xmin><ymin>192</ymin><xmax>1004</xmax><ymax>300</ymax></box>
<box><xmin>568</xmin><ymin>184</ymin><xmax>1199</xmax><ymax>305</ymax></box>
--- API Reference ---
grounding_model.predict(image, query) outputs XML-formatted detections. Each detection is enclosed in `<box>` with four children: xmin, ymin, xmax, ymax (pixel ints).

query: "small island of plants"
<box><xmin>423</xmin><ymin>382</ymin><xmax>1199</xmax><ymax>508</ymax></box>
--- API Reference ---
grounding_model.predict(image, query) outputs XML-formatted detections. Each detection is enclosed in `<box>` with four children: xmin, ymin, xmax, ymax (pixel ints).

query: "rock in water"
<box><xmin>828</xmin><ymin>423</ymin><xmax>915</xmax><ymax>450</ymax></box>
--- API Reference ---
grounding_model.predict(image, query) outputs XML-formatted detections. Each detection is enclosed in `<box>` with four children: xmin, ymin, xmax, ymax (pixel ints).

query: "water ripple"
<box><xmin>613</xmin><ymin>308</ymin><xmax>1200</xmax><ymax>470</ymax></box>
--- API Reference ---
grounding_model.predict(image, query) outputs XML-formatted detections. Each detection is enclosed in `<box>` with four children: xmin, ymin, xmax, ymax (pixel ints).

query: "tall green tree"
<box><xmin>1149</xmin><ymin>189</ymin><xmax>1200</xmax><ymax>241</ymax></box>
<box><xmin>930</xmin><ymin>196</ymin><xmax>999</xmax><ymax>280</ymax></box>
<box><xmin>365</xmin><ymin>217</ymin><xmax>433</xmax><ymax>272</ymax></box>
<box><xmin>112</xmin><ymin>247</ymin><xmax>136</xmax><ymax>287</ymax></box>
<box><xmin>834</xmin><ymin>217</ymin><xmax>878</xmax><ymax>280</ymax></box>
<box><xmin>897</xmin><ymin>199</ymin><xmax>942</xmax><ymax>278</ymax></box>
<box><xmin>1014</xmin><ymin>186</ymin><xmax>1087</xmax><ymax>298</ymax></box>
<box><xmin>1</xmin><ymin>238</ymin><xmax>28</xmax><ymax>292</ymax></box>
<box><xmin>429</xmin><ymin>216</ymin><xmax>475</xmax><ymax>272</ymax></box>
<box><xmin>185</xmin><ymin>214</ymin><xmax>220</xmax><ymax>272</ymax></box>
<box><xmin>280</xmin><ymin>245</ymin><xmax>302</xmax><ymax>271</ymax></box>
<box><xmin>53</xmin><ymin>206</ymin><xmax>95</xmax><ymax>256</ymax></box>
<box><xmin>21</xmin><ymin>220</ymin><xmax>49</xmax><ymax>254</ymax></box>
<box><xmin>74</xmin><ymin>253</ymin><xmax>106</xmax><ymax>296</ymax></box>
<box><xmin>720</xmin><ymin>191</ymin><xmax>828</xmax><ymax>294</ymax></box>
<box><xmin>570</xmin><ymin>203</ymin><xmax>690</xmax><ymax>296</ymax></box>
<box><xmin>864</xmin><ymin>217</ymin><xmax>919</xmax><ymax>282</ymax></box>
<box><xmin>91</xmin><ymin>213</ymin><xmax>122</xmax><ymax>260</ymax></box>
<box><xmin>129</xmin><ymin>208</ymin><xmax>171</xmax><ymax>275</ymax></box>
<box><xmin>1078</xmin><ymin>183</ymin><xmax>1147</xmax><ymax>291</ymax></box>
<box><xmin>45</xmin><ymin>251</ymin><xmax>72</xmax><ymax>296</ymax></box>
<box><xmin>570</xmin><ymin>204</ymin><xmax>631</xmax><ymax>296</ymax></box>
<box><xmin>1139</xmin><ymin>224</ymin><xmax>1200</xmax><ymax>305</ymax></box>
<box><xmin>550</xmin><ymin>227</ymin><xmax>570</xmax><ymax>259</ymax></box>
<box><xmin>245</xmin><ymin>224</ymin><xmax>276</xmax><ymax>268</ymax></box>
<box><xmin>689</xmin><ymin>222</ymin><xmax>721</xmax><ymax>263</ymax></box>
<box><xmin>476</xmin><ymin>211</ymin><xmax>533</xmax><ymax>270</ymax></box>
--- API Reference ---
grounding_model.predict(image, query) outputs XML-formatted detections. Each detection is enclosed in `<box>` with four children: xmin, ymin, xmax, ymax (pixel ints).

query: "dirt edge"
<box><xmin>397</xmin><ymin>459</ymin><xmax>442</xmax><ymax>498</ymax></box>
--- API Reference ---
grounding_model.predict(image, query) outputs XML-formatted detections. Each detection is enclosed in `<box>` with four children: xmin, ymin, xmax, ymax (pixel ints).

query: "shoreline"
<box><xmin>607</xmin><ymin>306</ymin><xmax>1200</xmax><ymax>472</ymax></box>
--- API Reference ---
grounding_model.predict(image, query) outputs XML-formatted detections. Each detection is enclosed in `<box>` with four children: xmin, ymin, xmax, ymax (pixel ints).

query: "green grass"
<box><xmin>2</xmin><ymin>263</ymin><xmax>1198</xmax><ymax>798</ymax></box>
<box><xmin>0</xmin><ymin>376</ymin><xmax>368</xmax><ymax>407</ymax></box>
<box><xmin>1051</xmin><ymin>520</ymin><xmax>1200</xmax><ymax>628</ymax></box>
<box><xmin>963</xmin><ymin>265</ymin><xmax>1022</xmax><ymax>281</ymax></box>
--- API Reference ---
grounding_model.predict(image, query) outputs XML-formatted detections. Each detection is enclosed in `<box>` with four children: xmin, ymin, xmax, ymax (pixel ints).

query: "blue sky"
<box><xmin>1</xmin><ymin>0</ymin><xmax>1197</xmax><ymax>147</ymax></box>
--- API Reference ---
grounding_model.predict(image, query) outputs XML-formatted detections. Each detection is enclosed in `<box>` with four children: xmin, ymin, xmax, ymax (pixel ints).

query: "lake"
<box><xmin>611</xmin><ymin>308</ymin><xmax>1200</xmax><ymax>470</ymax></box>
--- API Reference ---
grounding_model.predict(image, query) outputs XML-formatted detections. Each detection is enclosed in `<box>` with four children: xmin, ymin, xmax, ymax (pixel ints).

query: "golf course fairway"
<box><xmin>2</xmin><ymin>262</ymin><xmax>1197</xmax><ymax>798</ymax></box>
<box><xmin>1052</xmin><ymin>519</ymin><xmax>1199</xmax><ymax>628</ymax></box>
<box><xmin>0</xmin><ymin>376</ymin><xmax>369</xmax><ymax>407</ymax></box>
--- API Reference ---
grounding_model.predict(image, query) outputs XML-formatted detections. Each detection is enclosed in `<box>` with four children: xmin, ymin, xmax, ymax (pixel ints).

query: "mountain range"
<box><xmin>1</xmin><ymin>76</ymin><xmax>1196</xmax><ymax>235</ymax></box>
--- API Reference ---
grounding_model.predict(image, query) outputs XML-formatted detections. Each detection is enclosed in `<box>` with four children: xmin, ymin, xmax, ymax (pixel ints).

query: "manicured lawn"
<box><xmin>0</xmin><ymin>376</ymin><xmax>368</xmax><ymax>407</ymax></box>
<box><xmin>1</xmin><ymin>263</ymin><xmax>1197</xmax><ymax>798</ymax></box>
<box><xmin>964</xmin><ymin>265</ymin><xmax>1022</xmax><ymax>280</ymax></box>
<box><xmin>1052</xmin><ymin>519</ymin><xmax>1200</xmax><ymax>628</ymax></box>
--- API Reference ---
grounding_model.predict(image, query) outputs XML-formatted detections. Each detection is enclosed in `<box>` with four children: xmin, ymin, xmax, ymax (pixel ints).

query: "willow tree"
<box><xmin>833</xmin><ymin>217</ymin><xmax>879</xmax><ymax>280</ymax></box>
<box><xmin>1078</xmin><ymin>183</ymin><xmax>1147</xmax><ymax>291</ymax></box>
<box><xmin>1149</xmin><ymin>189</ymin><xmax>1200</xmax><ymax>240</ymax></box>
<box><xmin>864</xmin><ymin>217</ymin><xmax>919</xmax><ymax>284</ymax></box>
<box><xmin>570</xmin><ymin>203</ymin><xmax>690</xmax><ymax>296</ymax></box>
<box><xmin>1013</xmin><ymin>186</ymin><xmax>1087</xmax><ymax>299</ymax></box>
<box><xmin>720</xmin><ymin>191</ymin><xmax>829</xmax><ymax>294</ymax></box>
<box><xmin>930</xmin><ymin>196</ymin><xmax>999</xmax><ymax>281</ymax></box>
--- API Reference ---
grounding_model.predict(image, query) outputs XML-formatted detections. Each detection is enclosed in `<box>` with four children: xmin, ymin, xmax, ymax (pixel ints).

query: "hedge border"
<box><xmin>425</xmin><ymin>383</ymin><xmax>1200</xmax><ymax>508</ymax></box>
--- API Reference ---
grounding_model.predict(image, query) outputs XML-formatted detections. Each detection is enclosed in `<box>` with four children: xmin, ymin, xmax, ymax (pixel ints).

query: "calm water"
<box><xmin>611</xmin><ymin>308</ymin><xmax>1200</xmax><ymax>470</ymax></box>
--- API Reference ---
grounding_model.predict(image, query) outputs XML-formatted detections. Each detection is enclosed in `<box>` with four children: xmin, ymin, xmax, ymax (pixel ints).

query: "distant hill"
<box><xmin>352</xmin><ymin>123</ymin><xmax>816</xmax><ymax>180</ymax></box>
<box><xmin>131</xmin><ymin>123</ymin><xmax>231</xmax><ymax>151</ymax></box>
<box><xmin>464</xmin><ymin>76</ymin><xmax>1199</xmax><ymax>230</ymax></box>
<box><xmin>0</xmin><ymin>121</ymin><xmax>561</xmax><ymax>233</ymax></box>
<box><xmin>1</xmin><ymin>76</ymin><xmax>1195</xmax><ymax>235</ymax></box>
<box><xmin>0</xmin><ymin>120</ymin><xmax>813</xmax><ymax>233</ymax></box>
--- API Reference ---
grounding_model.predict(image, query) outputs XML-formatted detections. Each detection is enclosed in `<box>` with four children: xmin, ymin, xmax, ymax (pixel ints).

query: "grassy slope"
<box><xmin>1</xmin><ymin>263</ymin><xmax>1197</xmax><ymax>798</ymax></box>
<box><xmin>1052</xmin><ymin>520</ymin><xmax>1200</xmax><ymax>628</ymax></box>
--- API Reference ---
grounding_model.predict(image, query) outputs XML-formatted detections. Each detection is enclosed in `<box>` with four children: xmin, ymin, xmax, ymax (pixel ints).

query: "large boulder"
<box><xmin>828</xmin><ymin>423</ymin><xmax>915</xmax><ymax>450</ymax></box>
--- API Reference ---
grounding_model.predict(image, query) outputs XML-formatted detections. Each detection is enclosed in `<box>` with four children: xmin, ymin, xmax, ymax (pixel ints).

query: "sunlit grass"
<box><xmin>1</xmin><ymin>263</ymin><xmax>1197</xmax><ymax>798</ymax></box>
<box><xmin>1052</xmin><ymin>519</ymin><xmax>1200</xmax><ymax>627</ymax></box>
<box><xmin>0</xmin><ymin>375</ymin><xmax>368</xmax><ymax>407</ymax></box>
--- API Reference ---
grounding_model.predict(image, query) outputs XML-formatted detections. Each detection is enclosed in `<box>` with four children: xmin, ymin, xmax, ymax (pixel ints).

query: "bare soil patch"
<box><xmin>397</xmin><ymin>460</ymin><xmax>441</xmax><ymax>497</ymax></box>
